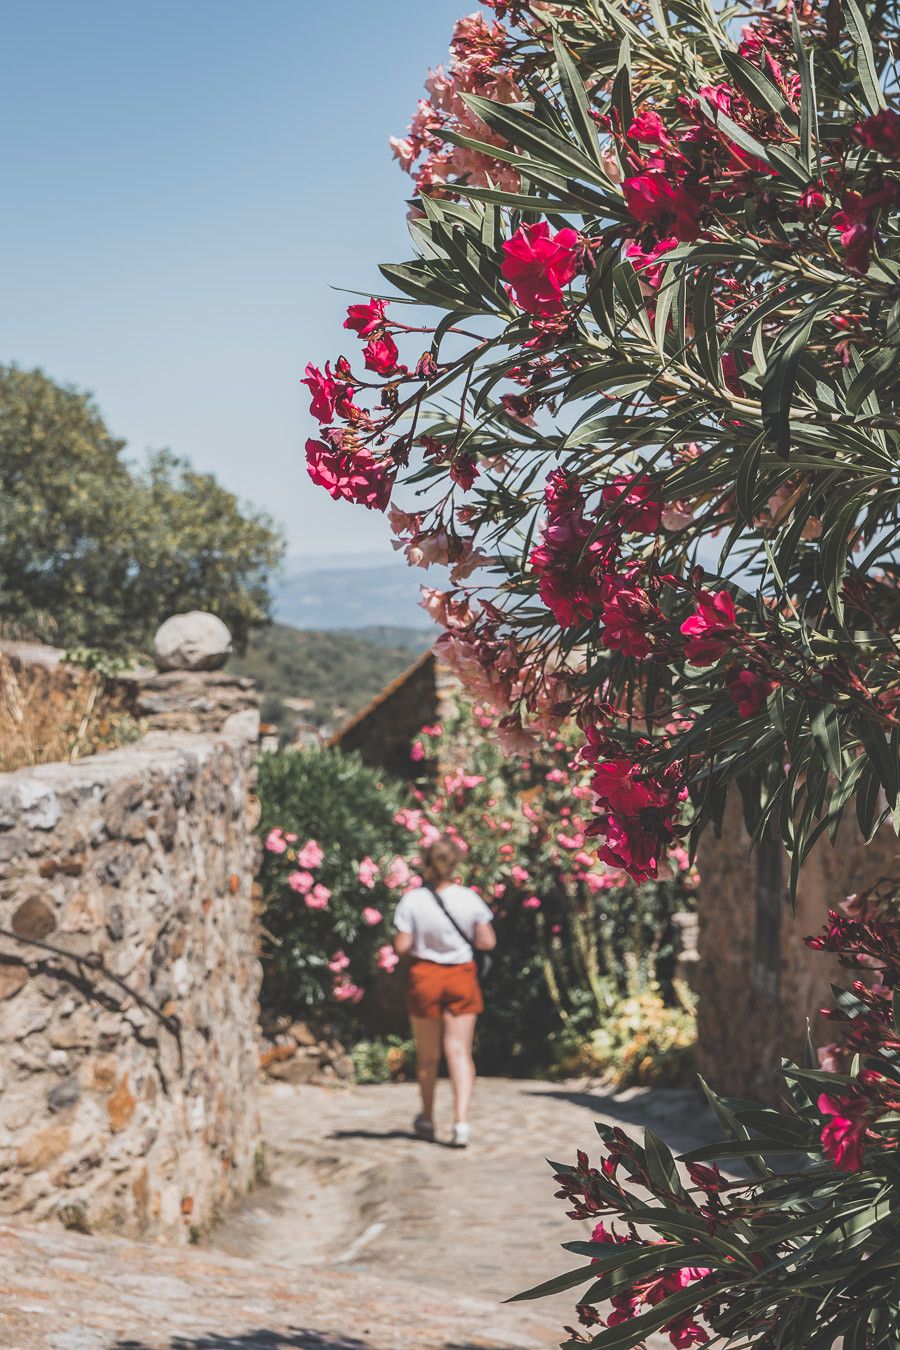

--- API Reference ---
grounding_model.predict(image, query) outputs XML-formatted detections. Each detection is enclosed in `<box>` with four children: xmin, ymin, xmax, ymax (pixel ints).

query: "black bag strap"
<box><xmin>423</xmin><ymin>885</ymin><xmax>474</xmax><ymax>955</ymax></box>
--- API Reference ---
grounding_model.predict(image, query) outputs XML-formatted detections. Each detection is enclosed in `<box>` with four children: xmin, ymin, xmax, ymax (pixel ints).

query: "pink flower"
<box><xmin>623</xmin><ymin>172</ymin><xmax>706</xmax><ymax>241</ymax></box>
<box><xmin>265</xmin><ymin>828</ymin><xmax>287</xmax><ymax>854</ymax></box>
<box><xmin>328</xmin><ymin>950</ymin><xmax>350</xmax><ymax>973</ymax></box>
<box><xmin>385</xmin><ymin>856</ymin><xmax>413</xmax><ymax>889</ymax></box>
<box><xmin>817</xmin><ymin>1043</ymin><xmax>842</xmax><ymax>1074</ymax></box>
<box><xmin>376</xmin><ymin>944</ymin><xmax>400</xmax><ymax>973</ymax></box>
<box><xmin>301</xmin><ymin>361</ymin><xmax>355</xmax><ymax>424</ymax></box>
<box><xmin>522</xmin><ymin>895</ymin><xmax>541</xmax><ymax>909</ymax></box>
<box><xmin>306</xmin><ymin>439</ymin><xmax>394</xmax><ymax>512</ymax></box>
<box><xmin>726</xmin><ymin>669</ymin><xmax>774</xmax><ymax>717</ymax></box>
<box><xmin>545</xmin><ymin>768</ymin><xmax>566</xmax><ymax>783</ymax></box>
<box><xmin>362</xmin><ymin>906</ymin><xmax>383</xmax><ymax>926</ymax></box>
<box><xmin>358</xmin><ymin>857</ymin><xmax>380</xmax><ymax>889</ymax></box>
<box><xmin>626</xmin><ymin>236</ymin><xmax>678</xmax><ymax>289</ymax></box>
<box><xmin>363</xmin><ymin>334</ymin><xmax>400</xmax><ymax>376</ymax></box>
<box><xmin>344</xmin><ymin>298</ymin><xmax>387</xmax><ymax>336</ymax></box>
<box><xmin>818</xmin><ymin>1092</ymin><xmax>869</xmax><ymax>1171</ymax></box>
<box><xmin>601</xmin><ymin>474</ymin><xmax>662</xmax><ymax>533</ymax></box>
<box><xmin>410</xmin><ymin>740</ymin><xmax>425</xmax><ymax>762</ymax></box>
<box><xmin>297</xmin><ymin>839</ymin><xmax>324</xmax><ymax>869</ymax></box>
<box><xmin>389</xmin><ymin>135</ymin><xmax>416</xmax><ymax>171</ymax></box>
<box><xmin>510</xmin><ymin>864</ymin><xmax>530</xmax><ymax>885</ymax></box>
<box><xmin>305</xmin><ymin>883</ymin><xmax>331</xmax><ymax>910</ymax></box>
<box><xmin>287</xmin><ymin>870</ymin><xmax>314</xmax><ymax>894</ymax></box>
<box><xmin>333</xmin><ymin>977</ymin><xmax>364</xmax><ymax>1003</ymax></box>
<box><xmin>500</xmin><ymin>222</ymin><xmax>580</xmax><ymax>315</ymax></box>
<box><xmin>680</xmin><ymin>590</ymin><xmax>737</xmax><ymax>665</ymax></box>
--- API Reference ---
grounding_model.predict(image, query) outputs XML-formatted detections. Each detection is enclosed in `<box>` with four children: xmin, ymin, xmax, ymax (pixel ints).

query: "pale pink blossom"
<box><xmin>328</xmin><ymin>950</ymin><xmax>350</xmax><ymax>974</ymax></box>
<box><xmin>389</xmin><ymin>135</ymin><xmax>416</xmax><ymax>171</ymax></box>
<box><xmin>510</xmin><ymin>864</ymin><xmax>531</xmax><ymax>885</ymax></box>
<box><xmin>362</xmin><ymin>906</ymin><xmax>383</xmax><ymax>926</ymax></box>
<box><xmin>358</xmin><ymin>857</ymin><xmax>380</xmax><ymax>889</ymax></box>
<box><xmin>420</xmin><ymin>587</ymin><xmax>476</xmax><ymax>630</ymax></box>
<box><xmin>817</xmin><ymin>1043</ymin><xmax>842</xmax><ymax>1074</ymax></box>
<box><xmin>394</xmin><ymin>808</ymin><xmax>423</xmax><ymax>833</ymax></box>
<box><xmin>377</xmin><ymin>944</ymin><xmax>400</xmax><ymax>973</ymax></box>
<box><xmin>523</xmin><ymin>895</ymin><xmax>541</xmax><ymax>910</ymax></box>
<box><xmin>265</xmin><ymin>828</ymin><xmax>287</xmax><ymax>854</ymax></box>
<box><xmin>333</xmin><ymin>977</ymin><xmax>364</xmax><ymax>1003</ymax></box>
<box><xmin>419</xmin><ymin>821</ymin><xmax>442</xmax><ymax>847</ymax></box>
<box><xmin>385</xmin><ymin>856</ymin><xmax>413</xmax><ymax>889</ymax></box>
<box><xmin>305</xmin><ymin>883</ymin><xmax>331</xmax><ymax>909</ymax></box>
<box><xmin>288</xmin><ymin>870</ymin><xmax>314</xmax><ymax>894</ymax></box>
<box><xmin>285</xmin><ymin>832</ymin><xmax>298</xmax><ymax>843</ymax></box>
<box><xmin>410</xmin><ymin>740</ymin><xmax>426</xmax><ymax>761</ymax></box>
<box><xmin>297</xmin><ymin>839</ymin><xmax>324</xmax><ymax>869</ymax></box>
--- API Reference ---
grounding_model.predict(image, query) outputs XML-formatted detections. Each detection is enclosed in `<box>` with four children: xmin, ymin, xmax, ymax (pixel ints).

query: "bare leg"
<box><xmin>410</xmin><ymin>1015</ymin><xmax>442</xmax><ymax>1121</ymax></box>
<box><xmin>442</xmin><ymin>1011</ymin><xmax>477</xmax><ymax>1125</ymax></box>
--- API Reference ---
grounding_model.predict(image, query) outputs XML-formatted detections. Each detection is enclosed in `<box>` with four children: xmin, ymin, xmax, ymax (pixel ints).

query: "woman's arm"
<box><xmin>394</xmin><ymin>930</ymin><xmax>414</xmax><ymax>955</ymax></box>
<box><xmin>473</xmin><ymin>920</ymin><xmax>496</xmax><ymax>952</ymax></box>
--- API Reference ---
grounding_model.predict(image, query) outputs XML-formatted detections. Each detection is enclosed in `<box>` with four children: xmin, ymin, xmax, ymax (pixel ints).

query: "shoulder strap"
<box><xmin>423</xmin><ymin>886</ymin><xmax>474</xmax><ymax>954</ymax></box>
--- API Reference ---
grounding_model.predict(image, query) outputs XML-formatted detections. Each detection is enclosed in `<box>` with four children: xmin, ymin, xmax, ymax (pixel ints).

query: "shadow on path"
<box><xmin>116</xmin><ymin>1332</ymin><xmax>514</xmax><ymax>1350</ymax></box>
<box><xmin>523</xmin><ymin>1084</ymin><xmax>721</xmax><ymax>1149</ymax></box>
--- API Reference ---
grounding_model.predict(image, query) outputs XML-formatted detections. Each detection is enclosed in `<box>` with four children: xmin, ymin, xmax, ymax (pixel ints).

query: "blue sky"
<box><xmin>2</xmin><ymin>0</ymin><xmax>464</xmax><ymax>557</ymax></box>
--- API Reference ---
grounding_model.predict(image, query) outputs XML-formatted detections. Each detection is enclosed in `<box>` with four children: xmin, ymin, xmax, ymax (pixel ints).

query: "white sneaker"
<box><xmin>451</xmin><ymin>1121</ymin><xmax>470</xmax><ymax>1148</ymax></box>
<box><xmin>413</xmin><ymin>1114</ymin><xmax>434</xmax><ymax>1141</ymax></box>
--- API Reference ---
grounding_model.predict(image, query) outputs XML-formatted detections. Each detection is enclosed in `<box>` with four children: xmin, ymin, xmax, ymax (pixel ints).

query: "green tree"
<box><xmin>0</xmin><ymin>365</ymin><xmax>283</xmax><ymax>652</ymax></box>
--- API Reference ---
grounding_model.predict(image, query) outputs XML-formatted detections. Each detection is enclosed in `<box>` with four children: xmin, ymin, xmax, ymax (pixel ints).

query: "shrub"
<box><xmin>351</xmin><ymin>1035</ymin><xmax>416</xmax><ymax>1084</ymax></box>
<box><xmin>257</xmin><ymin>748</ymin><xmax>409</xmax><ymax>1022</ymax></box>
<box><xmin>551</xmin><ymin>986</ymin><xmax>697</xmax><ymax>1089</ymax></box>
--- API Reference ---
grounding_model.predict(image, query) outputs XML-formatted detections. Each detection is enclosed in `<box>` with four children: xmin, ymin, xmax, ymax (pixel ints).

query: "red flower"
<box><xmin>344</xmin><ymin>298</ymin><xmax>387</xmax><ymax>337</ymax></box>
<box><xmin>726</xmin><ymin>669</ymin><xmax>774</xmax><ymax>716</ymax></box>
<box><xmin>601</xmin><ymin>474</ymin><xmax>662</xmax><ymax>533</ymax></box>
<box><xmin>599</xmin><ymin>583</ymin><xmax>661</xmax><ymax>660</ymax></box>
<box><xmin>500</xmin><ymin>221</ymin><xmax>580</xmax><ymax>315</ymax></box>
<box><xmin>305</xmin><ymin>438</ymin><xmax>394</xmax><ymax>511</ymax></box>
<box><xmin>363</xmin><ymin>334</ymin><xmax>400</xmax><ymax>375</ymax></box>
<box><xmin>626</xmin><ymin>237</ymin><xmax>678</xmax><ymax>288</ymax></box>
<box><xmin>680</xmin><ymin>590</ymin><xmax>737</xmax><ymax>665</ymax></box>
<box><xmin>798</xmin><ymin>183</ymin><xmax>826</xmax><ymax>212</ymax></box>
<box><xmin>623</xmin><ymin>172</ymin><xmax>707</xmax><ymax>241</ymax></box>
<box><xmin>301</xmin><ymin>362</ymin><xmax>342</xmax><ymax>424</ymax></box>
<box><xmin>818</xmin><ymin>1092</ymin><xmax>869</xmax><ymax>1172</ymax></box>
<box><xmin>590</xmin><ymin>759</ymin><xmax>666</xmax><ymax>816</ymax></box>
<box><xmin>628</xmin><ymin>109</ymin><xmax>673</xmax><ymax>148</ymax></box>
<box><xmin>853</xmin><ymin>109</ymin><xmax>900</xmax><ymax>157</ymax></box>
<box><xmin>664</xmin><ymin>1314</ymin><xmax>709</xmax><ymax>1348</ymax></box>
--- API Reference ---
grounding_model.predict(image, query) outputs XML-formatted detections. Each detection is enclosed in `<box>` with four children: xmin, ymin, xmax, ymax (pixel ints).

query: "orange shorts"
<box><xmin>406</xmin><ymin>959</ymin><xmax>483</xmax><ymax>1019</ymax></box>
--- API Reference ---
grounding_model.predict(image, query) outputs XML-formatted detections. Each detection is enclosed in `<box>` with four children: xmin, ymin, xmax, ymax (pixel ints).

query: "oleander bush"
<box><xmin>303</xmin><ymin>0</ymin><xmax>900</xmax><ymax>1339</ymax></box>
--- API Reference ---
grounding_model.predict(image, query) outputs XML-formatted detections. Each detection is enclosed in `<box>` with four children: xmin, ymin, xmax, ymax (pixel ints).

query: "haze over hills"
<box><xmin>272</xmin><ymin>552</ymin><xmax>447</xmax><ymax>632</ymax></box>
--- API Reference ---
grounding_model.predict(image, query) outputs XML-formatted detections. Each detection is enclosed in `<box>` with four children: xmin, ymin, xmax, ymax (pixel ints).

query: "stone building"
<box><xmin>329</xmin><ymin>648</ymin><xmax>456</xmax><ymax>781</ymax></box>
<box><xmin>695</xmin><ymin>791</ymin><xmax>896</xmax><ymax>1101</ymax></box>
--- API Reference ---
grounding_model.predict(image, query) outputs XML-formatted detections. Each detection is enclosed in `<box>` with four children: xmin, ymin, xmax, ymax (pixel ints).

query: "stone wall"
<box><xmin>696</xmin><ymin>792</ymin><xmax>896</xmax><ymax>1102</ymax></box>
<box><xmin>0</xmin><ymin>712</ymin><xmax>262</xmax><ymax>1241</ymax></box>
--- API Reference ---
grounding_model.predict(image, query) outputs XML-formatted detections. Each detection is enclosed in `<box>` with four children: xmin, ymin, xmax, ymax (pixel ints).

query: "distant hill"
<box><xmin>273</xmin><ymin>552</ymin><xmax>449</xmax><ymax>631</ymax></box>
<box><xmin>232</xmin><ymin>622</ymin><xmax>432</xmax><ymax>741</ymax></box>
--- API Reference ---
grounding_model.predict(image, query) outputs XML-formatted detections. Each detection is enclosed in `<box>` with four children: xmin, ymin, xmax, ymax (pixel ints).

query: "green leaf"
<box><xmin>761</xmin><ymin>308</ymin><xmax>817</xmax><ymax>457</ymax></box>
<box><xmin>553</xmin><ymin>34</ymin><xmax>604</xmax><ymax>166</ymax></box>
<box><xmin>842</xmin><ymin>0</ymin><xmax>887</xmax><ymax>113</ymax></box>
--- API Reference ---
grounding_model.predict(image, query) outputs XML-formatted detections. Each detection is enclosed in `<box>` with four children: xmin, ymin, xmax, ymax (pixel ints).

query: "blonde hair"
<box><xmin>420</xmin><ymin>835</ymin><xmax>462</xmax><ymax>885</ymax></box>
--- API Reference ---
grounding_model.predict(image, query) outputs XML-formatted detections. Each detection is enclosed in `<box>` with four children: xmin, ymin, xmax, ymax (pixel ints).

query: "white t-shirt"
<box><xmin>394</xmin><ymin>885</ymin><xmax>494</xmax><ymax>965</ymax></box>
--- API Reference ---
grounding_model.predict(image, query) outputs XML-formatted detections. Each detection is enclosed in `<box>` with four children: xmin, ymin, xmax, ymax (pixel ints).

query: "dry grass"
<box><xmin>0</xmin><ymin>653</ymin><xmax>139</xmax><ymax>773</ymax></box>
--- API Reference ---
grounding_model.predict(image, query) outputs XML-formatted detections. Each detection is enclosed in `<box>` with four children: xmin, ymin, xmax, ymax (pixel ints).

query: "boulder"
<box><xmin>152</xmin><ymin>613</ymin><xmax>233</xmax><ymax>673</ymax></box>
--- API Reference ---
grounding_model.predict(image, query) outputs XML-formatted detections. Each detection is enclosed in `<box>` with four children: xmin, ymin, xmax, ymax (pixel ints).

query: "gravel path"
<box><xmin>0</xmin><ymin>1077</ymin><xmax>721</xmax><ymax>1350</ymax></box>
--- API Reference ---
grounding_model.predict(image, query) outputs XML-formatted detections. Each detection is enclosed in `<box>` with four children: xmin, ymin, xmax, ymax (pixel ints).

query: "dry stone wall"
<box><xmin>0</xmin><ymin>713</ymin><xmax>262</xmax><ymax>1241</ymax></box>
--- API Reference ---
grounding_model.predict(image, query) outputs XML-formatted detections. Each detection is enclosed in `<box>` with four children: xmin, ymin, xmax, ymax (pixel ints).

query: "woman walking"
<box><xmin>393</xmin><ymin>836</ymin><xmax>495</xmax><ymax>1148</ymax></box>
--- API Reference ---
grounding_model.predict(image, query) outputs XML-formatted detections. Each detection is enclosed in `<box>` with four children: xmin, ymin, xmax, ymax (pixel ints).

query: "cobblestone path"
<box><xmin>0</xmin><ymin>1078</ymin><xmax>719</xmax><ymax>1350</ymax></box>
